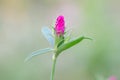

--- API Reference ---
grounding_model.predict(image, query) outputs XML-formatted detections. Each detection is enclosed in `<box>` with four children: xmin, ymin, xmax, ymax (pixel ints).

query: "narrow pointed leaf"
<box><xmin>41</xmin><ymin>27</ymin><xmax>54</xmax><ymax>46</ymax></box>
<box><xmin>57</xmin><ymin>36</ymin><xmax>91</xmax><ymax>54</ymax></box>
<box><xmin>25</xmin><ymin>48</ymin><xmax>53</xmax><ymax>62</ymax></box>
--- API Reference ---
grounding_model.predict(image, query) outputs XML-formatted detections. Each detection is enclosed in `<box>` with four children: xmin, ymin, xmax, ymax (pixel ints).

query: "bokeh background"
<box><xmin>0</xmin><ymin>0</ymin><xmax>120</xmax><ymax>80</ymax></box>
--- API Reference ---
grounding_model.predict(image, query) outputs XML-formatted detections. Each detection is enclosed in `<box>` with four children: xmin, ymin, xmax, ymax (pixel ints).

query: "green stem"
<box><xmin>50</xmin><ymin>54</ymin><xmax>57</xmax><ymax>80</ymax></box>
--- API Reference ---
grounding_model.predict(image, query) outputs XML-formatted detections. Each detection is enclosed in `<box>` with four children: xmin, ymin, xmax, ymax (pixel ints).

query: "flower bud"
<box><xmin>55</xmin><ymin>15</ymin><xmax>65</xmax><ymax>36</ymax></box>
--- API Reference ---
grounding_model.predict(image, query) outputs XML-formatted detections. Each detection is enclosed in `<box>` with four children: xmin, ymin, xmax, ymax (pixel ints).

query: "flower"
<box><xmin>108</xmin><ymin>76</ymin><xmax>117</xmax><ymax>80</ymax></box>
<box><xmin>55</xmin><ymin>15</ymin><xmax>65</xmax><ymax>36</ymax></box>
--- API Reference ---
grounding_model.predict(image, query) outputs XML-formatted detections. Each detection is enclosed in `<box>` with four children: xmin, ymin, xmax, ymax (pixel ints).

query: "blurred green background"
<box><xmin>0</xmin><ymin>0</ymin><xmax>120</xmax><ymax>80</ymax></box>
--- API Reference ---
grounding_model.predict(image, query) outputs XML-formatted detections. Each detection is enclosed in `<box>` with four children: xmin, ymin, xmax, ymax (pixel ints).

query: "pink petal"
<box><xmin>55</xmin><ymin>15</ymin><xmax>65</xmax><ymax>36</ymax></box>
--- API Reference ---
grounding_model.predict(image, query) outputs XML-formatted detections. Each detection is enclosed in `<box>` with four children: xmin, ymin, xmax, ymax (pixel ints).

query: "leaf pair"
<box><xmin>25</xmin><ymin>27</ymin><xmax>54</xmax><ymax>62</ymax></box>
<box><xmin>25</xmin><ymin>27</ymin><xmax>92</xmax><ymax>61</ymax></box>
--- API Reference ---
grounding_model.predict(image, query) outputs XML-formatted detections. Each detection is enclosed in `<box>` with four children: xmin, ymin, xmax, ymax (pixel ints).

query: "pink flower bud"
<box><xmin>55</xmin><ymin>15</ymin><xmax>65</xmax><ymax>36</ymax></box>
<box><xmin>108</xmin><ymin>76</ymin><xmax>117</xmax><ymax>80</ymax></box>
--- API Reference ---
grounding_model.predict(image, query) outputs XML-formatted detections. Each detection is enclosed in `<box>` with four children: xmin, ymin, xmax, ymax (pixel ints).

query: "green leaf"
<box><xmin>41</xmin><ymin>27</ymin><xmax>54</xmax><ymax>47</ymax></box>
<box><xmin>56</xmin><ymin>36</ymin><xmax>92</xmax><ymax>55</ymax></box>
<box><xmin>57</xmin><ymin>38</ymin><xmax>64</xmax><ymax>48</ymax></box>
<box><xmin>25</xmin><ymin>48</ymin><xmax>54</xmax><ymax>62</ymax></box>
<box><xmin>54</xmin><ymin>35</ymin><xmax>64</xmax><ymax>48</ymax></box>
